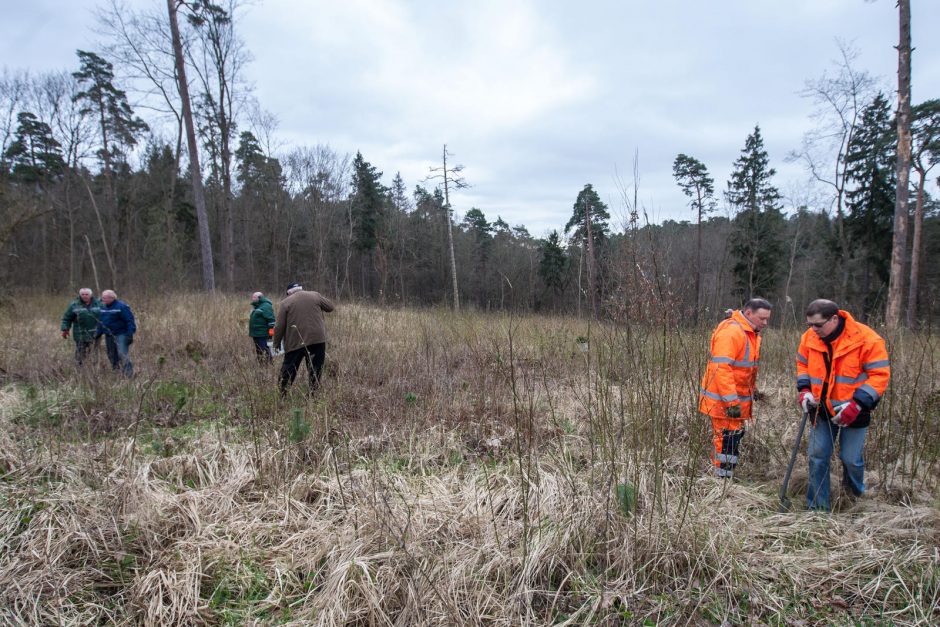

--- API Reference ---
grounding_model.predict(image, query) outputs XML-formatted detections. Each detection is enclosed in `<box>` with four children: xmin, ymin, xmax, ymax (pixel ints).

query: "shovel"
<box><xmin>779</xmin><ymin>410</ymin><xmax>810</xmax><ymax>512</ymax></box>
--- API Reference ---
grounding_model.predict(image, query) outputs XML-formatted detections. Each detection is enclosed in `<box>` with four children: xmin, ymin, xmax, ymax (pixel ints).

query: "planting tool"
<box><xmin>779</xmin><ymin>410</ymin><xmax>810</xmax><ymax>512</ymax></box>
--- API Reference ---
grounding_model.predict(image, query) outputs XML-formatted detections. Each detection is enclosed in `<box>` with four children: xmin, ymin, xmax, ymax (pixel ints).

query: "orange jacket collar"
<box><xmin>802</xmin><ymin>309</ymin><xmax>867</xmax><ymax>357</ymax></box>
<box><xmin>731</xmin><ymin>309</ymin><xmax>758</xmax><ymax>333</ymax></box>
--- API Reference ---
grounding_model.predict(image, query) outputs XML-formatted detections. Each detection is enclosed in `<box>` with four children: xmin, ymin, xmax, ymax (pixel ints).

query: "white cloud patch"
<box><xmin>3</xmin><ymin>0</ymin><xmax>939</xmax><ymax>235</ymax></box>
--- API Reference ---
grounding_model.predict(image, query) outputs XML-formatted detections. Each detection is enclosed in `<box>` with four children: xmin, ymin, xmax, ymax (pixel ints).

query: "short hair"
<box><xmin>743</xmin><ymin>298</ymin><xmax>772</xmax><ymax>312</ymax></box>
<box><xmin>78</xmin><ymin>287</ymin><xmax>92</xmax><ymax>295</ymax></box>
<box><xmin>805</xmin><ymin>299</ymin><xmax>839</xmax><ymax>318</ymax></box>
<box><xmin>102</xmin><ymin>289</ymin><xmax>117</xmax><ymax>299</ymax></box>
<box><xmin>252</xmin><ymin>291</ymin><xmax>263</xmax><ymax>300</ymax></box>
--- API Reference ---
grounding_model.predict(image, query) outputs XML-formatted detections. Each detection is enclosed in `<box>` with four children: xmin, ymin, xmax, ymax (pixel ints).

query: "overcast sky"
<box><xmin>2</xmin><ymin>0</ymin><xmax>939</xmax><ymax>237</ymax></box>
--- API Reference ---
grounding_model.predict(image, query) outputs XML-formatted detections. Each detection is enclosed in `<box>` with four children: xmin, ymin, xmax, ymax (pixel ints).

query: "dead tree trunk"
<box><xmin>886</xmin><ymin>0</ymin><xmax>912</xmax><ymax>329</ymax></box>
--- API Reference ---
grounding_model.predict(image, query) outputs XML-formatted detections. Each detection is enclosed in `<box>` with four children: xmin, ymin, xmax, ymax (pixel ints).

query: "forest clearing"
<box><xmin>1</xmin><ymin>294</ymin><xmax>938</xmax><ymax>625</ymax></box>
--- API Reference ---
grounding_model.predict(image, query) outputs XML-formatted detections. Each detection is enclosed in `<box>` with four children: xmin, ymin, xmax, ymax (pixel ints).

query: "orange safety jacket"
<box><xmin>796</xmin><ymin>310</ymin><xmax>890</xmax><ymax>420</ymax></box>
<box><xmin>699</xmin><ymin>310</ymin><xmax>761</xmax><ymax>419</ymax></box>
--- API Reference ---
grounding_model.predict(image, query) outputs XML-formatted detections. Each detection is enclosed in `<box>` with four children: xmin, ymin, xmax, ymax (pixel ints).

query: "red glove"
<box><xmin>61</xmin><ymin>330</ymin><xmax>70</xmax><ymax>339</ymax></box>
<box><xmin>833</xmin><ymin>402</ymin><xmax>861</xmax><ymax>427</ymax></box>
<box><xmin>268</xmin><ymin>327</ymin><xmax>275</xmax><ymax>337</ymax></box>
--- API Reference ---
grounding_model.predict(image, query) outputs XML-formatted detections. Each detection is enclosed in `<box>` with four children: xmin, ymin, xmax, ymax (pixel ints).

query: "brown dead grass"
<box><xmin>0</xmin><ymin>294</ymin><xmax>938</xmax><ymax>625</ymax></box>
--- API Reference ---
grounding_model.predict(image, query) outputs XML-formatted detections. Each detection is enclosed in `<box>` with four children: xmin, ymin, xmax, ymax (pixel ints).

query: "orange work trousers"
<box><xmin>709</xmin><ymin>415</ymin><xmax>746</xmax><ymax>478</ymax></box>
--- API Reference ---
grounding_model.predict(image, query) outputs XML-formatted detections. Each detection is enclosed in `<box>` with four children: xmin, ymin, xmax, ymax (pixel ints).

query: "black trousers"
<box><xmin>74</xmin><ymin>338</ymin><xmax>99</xmax><ymax>365</ymax></box>
<box><xmin>279</xmin><ymin>342</ymin><xmax>326</xmax><ymax>394</ymax></box>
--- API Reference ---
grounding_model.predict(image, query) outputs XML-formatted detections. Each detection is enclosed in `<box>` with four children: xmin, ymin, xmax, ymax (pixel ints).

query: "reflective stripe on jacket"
<box><xmin>98</xmin><ymin>300</ymin><xmax>137</xmax><ymax>337</ymax></box>
<box><xmin>61</xmin><ymin>297</ymin><xmax>102</xmax><ymax>342</ymax></box>
<box><xmin>795</xmin><ymin>309</ymin><xmax>890</xmax><ymax>417</ymax></box>
<box><xmin>699</xmin><ymin>310</ymin><xmax>761</xmax><ymax>419</ymax></box>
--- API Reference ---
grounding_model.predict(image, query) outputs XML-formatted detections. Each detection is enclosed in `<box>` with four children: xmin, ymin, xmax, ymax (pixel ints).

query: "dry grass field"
<box><xmin>1</xmin><ymin>294</ymin><xmax>939</xmax><ymax>625</ymax></box>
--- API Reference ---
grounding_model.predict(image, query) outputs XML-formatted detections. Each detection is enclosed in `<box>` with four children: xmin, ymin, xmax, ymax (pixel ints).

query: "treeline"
<box><xmin>1</xmin><ymin>2</ymin><xmax>938</xmax><ymax>326</ymax></box>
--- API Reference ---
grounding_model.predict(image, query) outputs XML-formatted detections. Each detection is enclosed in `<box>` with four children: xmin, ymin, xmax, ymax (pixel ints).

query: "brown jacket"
<box><xmin>273</xmin><ymin>290</ymin><xmax>335</xmax><ymax>353</ymax></box>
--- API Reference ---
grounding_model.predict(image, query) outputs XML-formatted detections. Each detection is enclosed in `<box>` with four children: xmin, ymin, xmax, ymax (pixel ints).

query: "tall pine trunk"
<box><xmin>886</xmin><ymin>0</ymin><xmax>912</xmax><ymax>329</ymax></box>
<box><xmin>584</xmin><ymin>202</ymin><xmax>597</xmax><ymax>319</ymax></box>
<box><xmin>168</xmin><ymin>0</ymin><xmax>215</xmax><ymax>292</ymax></box>
<box><xmin>442</xmin><ymin>146</ymin><xmax>460</xmax><ymax>311</ymax></box>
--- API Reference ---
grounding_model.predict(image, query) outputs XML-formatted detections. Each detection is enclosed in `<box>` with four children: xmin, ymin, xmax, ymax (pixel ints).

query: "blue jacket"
<box><xmin>98</xmin><ymin>300</ymin><xmax>137</xmax><ymax>337</ymax></box>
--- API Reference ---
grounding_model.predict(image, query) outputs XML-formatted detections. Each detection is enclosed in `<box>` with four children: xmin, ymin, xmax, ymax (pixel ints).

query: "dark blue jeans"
<box><xmin>104</xmin><ymin>334</ymin><xmax>133</xmax><ymax>377</ymax></box>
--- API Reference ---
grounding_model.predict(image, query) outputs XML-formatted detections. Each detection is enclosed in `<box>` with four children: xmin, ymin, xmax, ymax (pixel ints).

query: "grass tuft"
<box><xmin>0</xmin><ymin>294</ymin><xmax>938</xmax><ymax>624</ymax></box>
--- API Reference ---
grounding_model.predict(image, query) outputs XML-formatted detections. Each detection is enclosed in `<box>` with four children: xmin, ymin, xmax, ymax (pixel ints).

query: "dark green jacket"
<box><xmin>249</xmin><ymin>296</ymin><xmax>276</xmax><ymax>338</ymax></box>
<box><xmin>61</xmin><ymin>297</ymin><xmax>102</xmax><ymax>342</ymax></box>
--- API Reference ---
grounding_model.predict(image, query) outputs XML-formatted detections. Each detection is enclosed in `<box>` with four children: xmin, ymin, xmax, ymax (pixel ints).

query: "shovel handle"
<box><xmin>779</xmin><ymin>411</ymin><xmax>810</xmax><ymax>507</ymax></box>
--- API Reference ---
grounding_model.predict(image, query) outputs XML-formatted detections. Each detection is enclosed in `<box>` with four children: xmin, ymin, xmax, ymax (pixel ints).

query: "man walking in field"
<box><xmin>60</xmin><ymin>287</ymin><xmax>101</xmax><ymax>365</ymax></box>
<box><xmin>97</xmin><ymin>289</ymin><xmax>137</xmax><ymax>378</ymax></box>
<box><xmin>248</xmin><ymin>291</ymin><xmax>276</xmax><ymax>363</ymax></box>
<box><xmin>796</xmin><ymin>299</ymin><xmax>890</xmax><ymax>511</ymax></box>
<box><xmin>699</xmin><ymin>298</ymin><xmax>772</xmax><ymax>478</ymax></box>
<box><xmin>273</xmin><ymin>283</ymin><xmax>335</xmax><ymax>395</ymax></box>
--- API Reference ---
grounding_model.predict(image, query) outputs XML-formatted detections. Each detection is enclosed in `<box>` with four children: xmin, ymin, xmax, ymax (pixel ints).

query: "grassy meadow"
<box><xmin>1</xmin><ymin>293</ymin><xmax>939</xmax><ymax>625</ymax></box>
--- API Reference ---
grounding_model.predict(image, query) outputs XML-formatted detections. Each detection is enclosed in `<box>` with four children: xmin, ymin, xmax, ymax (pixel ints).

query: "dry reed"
<box><xmin>0</xmin><ymin>294</ymin><xmax>938</xmax><ymax>625</ymax></box>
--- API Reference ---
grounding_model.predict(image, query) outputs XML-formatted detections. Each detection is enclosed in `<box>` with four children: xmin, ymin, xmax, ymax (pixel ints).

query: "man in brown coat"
<box><xmin>273</xmin><ymin>283</ymin><xmax>335</xmax><ymax>395</ymax></box>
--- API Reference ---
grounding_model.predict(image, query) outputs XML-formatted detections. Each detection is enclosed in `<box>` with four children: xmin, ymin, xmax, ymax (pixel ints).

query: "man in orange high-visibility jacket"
<box><xmin>699</xmin><ymin>298</ymin><xmax>772</xmax><ymax>478</ymax></box>
<box><xmin>797</xmin><ymin>299</ymin><xmax>890</xmax><ymax>511</ymax></box>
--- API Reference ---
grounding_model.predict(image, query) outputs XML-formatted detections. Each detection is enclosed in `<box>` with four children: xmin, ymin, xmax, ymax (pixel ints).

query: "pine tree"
<box><xmin>725</xmin><ymin>125</ymin><xmax>785</xmax><ymax>299</ymax></box>
<box><xmin>538</xmin><ymin>230</ymin><xmax>569</xmax><ymax>299</ymax></box>
<box><xmin>844</xmin><ymin>93</ymin><xmax>896</xmax><ymax>315</ymax></box>
<box><xmin>907</xmin><ymin>99</ymin><xmax>940</xmax><ymax>325</ymax></box>
<box><xmin>72</xmin><ymin>50</ymin><xmax>148</xmax><ymax>172</ymax></box>
<box><xmin>565</xmin><ymin>184</ymin><xmax>610</xmax><ymax>318</ymax></box>
<box><xmin>73</xmin><ymin>49</ymin><xmax>149</xmax><ymax>287</ymax></box>
<box><xmin>350</xmin><ymin>151</ymin><xmax>385</xmax><ymax>253</ymax></box>
<box><xmin>4</xmin><ymin>112</ymin><xmax>65</xmax><ymax>185</ymax></box>
<box><xmin>673</xmin><ymin>153</ymin><xmax>715</xmax><ymax>319</ymax></box>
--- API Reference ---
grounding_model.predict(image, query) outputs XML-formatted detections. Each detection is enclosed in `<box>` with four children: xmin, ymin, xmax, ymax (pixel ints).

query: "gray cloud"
<box><xmin>2</xmin><ymin>0</ymin><xmax>938</xmax><ymax>238</ymax></box>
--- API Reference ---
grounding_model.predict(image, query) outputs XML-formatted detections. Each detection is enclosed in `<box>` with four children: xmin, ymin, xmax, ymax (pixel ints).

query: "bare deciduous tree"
<box><xmin>791</xmin><ymin>43</ymin><xmax>875</xmax><ymax>303</ymax></box>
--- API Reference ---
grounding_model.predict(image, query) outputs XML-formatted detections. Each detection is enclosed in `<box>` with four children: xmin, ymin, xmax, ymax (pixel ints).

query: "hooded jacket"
<box><xmin>248</xmin><ymin>296</ymin><xmax>276</xmax><ymax>338</ymax></box>
<box><xmin>61</xmin><ymin>297</ymin><xmax>102</xmax><ymax>342</ymax></box>
<box><xmin>699</xmin><ymin>309</ymin><xmax>762</xmax><ymax>419</ymax></box>
<box><xmin>796</xmin><ymin>309</ymin><xmax>890</xmax><ymax>428</ymax></box>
